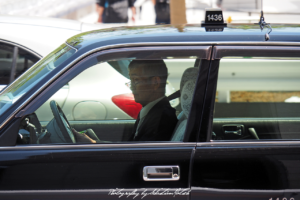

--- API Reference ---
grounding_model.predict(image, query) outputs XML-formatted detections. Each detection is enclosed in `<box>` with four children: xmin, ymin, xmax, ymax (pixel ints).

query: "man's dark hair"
<box><xmin>128</xmin><ymin>60</ymin><xmax>168</xmax><ymax>93</ymax></box>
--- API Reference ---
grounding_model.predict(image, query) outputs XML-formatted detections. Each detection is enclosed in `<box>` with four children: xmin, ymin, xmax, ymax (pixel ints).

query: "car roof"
<box><xmin>67</xmin><ymin>23</ymin><xmax>300</xmax><ymax>54</ymax></box>
<box><xmin>0</xmin><ymin>15</ymin><xmax>82</xmax><ymax>30</ymax></box>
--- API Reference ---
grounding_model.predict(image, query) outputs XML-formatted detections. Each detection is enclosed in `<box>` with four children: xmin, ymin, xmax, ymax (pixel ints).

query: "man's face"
<box><xmin>128</xmin><ymin>67</ymin><xmax>154</xmax><ymax>106</ymax></box>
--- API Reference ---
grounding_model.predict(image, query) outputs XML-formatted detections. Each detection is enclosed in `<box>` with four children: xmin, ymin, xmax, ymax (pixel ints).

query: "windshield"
<box><xmin>0</xmin><ymin>43</ymin><xmax>76</xmax><ymax>115</ymax></box>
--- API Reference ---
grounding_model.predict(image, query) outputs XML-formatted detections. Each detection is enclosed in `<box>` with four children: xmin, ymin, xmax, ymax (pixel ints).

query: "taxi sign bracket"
<box><xmin>258</xmin><ymin>1</ymin><xmax>272</xmax><ymax>41</ymax></box>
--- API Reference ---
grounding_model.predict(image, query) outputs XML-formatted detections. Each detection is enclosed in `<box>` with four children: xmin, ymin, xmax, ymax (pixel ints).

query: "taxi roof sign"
<box><xmin>201</xmin><ymin>8</ymin><xmax>227</xmax><ymax>32</ymax></box>
<box><xmin>204</xmin><ymin>8</ymin><xmax>225</xmax><ymax>25</ymax></box>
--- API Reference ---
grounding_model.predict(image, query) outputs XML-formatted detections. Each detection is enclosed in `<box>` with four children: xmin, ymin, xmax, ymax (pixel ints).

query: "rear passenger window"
<box><xmin>213</xmin><ymin>57</ymin><xmax>300</xmax><ymax>140</ymax></box>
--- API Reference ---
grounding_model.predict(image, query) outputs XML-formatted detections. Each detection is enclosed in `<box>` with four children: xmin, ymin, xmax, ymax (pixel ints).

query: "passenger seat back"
<box><xmin>178</xmin><ymin>67</ymin><xmax>198</xmax><ymax>121</ymax></box>
<box><xmin>171</xmin><ymin>79</ymin><xmax>196</xmax><ymax>141</ymax></box>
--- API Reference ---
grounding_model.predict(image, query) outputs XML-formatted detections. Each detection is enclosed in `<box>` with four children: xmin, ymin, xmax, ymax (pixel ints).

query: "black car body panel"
<box><xmin>192</xmin><ymin>142</ymin><xmax>300</xmax><ymax>200</ymax></box>
<box><xmin>0</xmin><ymin>144</ymin><xmax>193</xmax><ymax>190</ymax></box>
<box><xmin>0</xmin><ymin>22</ymin><xmax>300</xmax><ymax>200</ymax></box>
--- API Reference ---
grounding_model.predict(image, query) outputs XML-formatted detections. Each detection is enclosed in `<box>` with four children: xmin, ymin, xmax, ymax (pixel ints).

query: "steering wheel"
<box><xmin>50</xmin><ymin>100</ymin><xmax>76</xmax><ymax>143</ymax></box>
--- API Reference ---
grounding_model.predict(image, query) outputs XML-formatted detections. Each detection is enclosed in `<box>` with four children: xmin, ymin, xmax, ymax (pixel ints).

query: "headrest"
<box><xmin>180</xmin><ymin>79</ymin><xmax>196</xmax><ymax>118</ymax></box>
<box><xmin>180</xmin><ymin>67</ymin><xmax>199</xmax><ymax>92</ymax></box>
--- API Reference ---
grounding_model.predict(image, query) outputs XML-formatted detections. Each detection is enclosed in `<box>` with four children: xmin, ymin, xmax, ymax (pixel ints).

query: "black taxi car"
<box><xmin>0</xmin><ymin>13</ymin><xmax>300</xmax><ymax>199</ymax></box>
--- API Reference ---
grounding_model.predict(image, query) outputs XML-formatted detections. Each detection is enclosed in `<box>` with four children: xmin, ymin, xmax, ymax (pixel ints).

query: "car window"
<box><xmin>14</xmin><ymin>48</ymin><xmax>40</xmax><ymax>81</ymax></box>
<box><xmin>212</xmin><ymin>57</ymin><xmax>300</xmax><ymax>140</ymax></box>
<box><xmin>0</xmin><ymin>43</ymin><xmax>40</xmax><ymax>86</ymax></box>
<box><xmin>0</xmin><ymin>43</ymin><xmax>14</xmax><ymax>85</ymax></box>
<box><xmin>19</xmin><ymin>57</ymin><xmax>200</xmax><ymax>144</ymax></box>
<box><xmin>0</xmin><ymin>43</ymin><xmax>75</xmax><ymax>116</ymax></box>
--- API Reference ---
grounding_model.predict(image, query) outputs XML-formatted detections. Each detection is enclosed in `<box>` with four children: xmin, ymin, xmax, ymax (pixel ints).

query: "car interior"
<box><xmin>16</xmin><ymin>58</ymin><xmax>200</xmax><ymax>144</ymax></box>
<box><xmin>16</xmin><ymin>56</ymin><xmax>300</xmax><ymax>144</ymax></box>
<box><xmin>212</xmin><ymin>57</ymin><xmax>300</xmax><ymax>141</ymax></box>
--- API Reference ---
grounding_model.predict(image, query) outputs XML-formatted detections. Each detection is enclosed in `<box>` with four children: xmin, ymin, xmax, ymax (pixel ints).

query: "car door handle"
<box><xmin>143</xmin><ymin>166</ymin><xmax>180</xmax><ymax>181</ymax></box>
<box><xmin>224</xmin><ymin>130</ymin><xmax>241</xmax><ymax>135</ymax></box>
<box><xmin>223</xmin><ymin>124</ymin><xmax>244</xmax><ymax>136</ymax></box>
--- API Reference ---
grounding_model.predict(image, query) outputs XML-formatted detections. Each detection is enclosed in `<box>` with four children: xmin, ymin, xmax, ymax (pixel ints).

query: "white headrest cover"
<box><xmin>180</xmin><ymin>67</ymin><xmax>199</xmax><ymax>92</ymax></box>
<box><xmin>180</xmin><ymin>79</ymin><xmax>196</xmax><ymax>118</ymax></box>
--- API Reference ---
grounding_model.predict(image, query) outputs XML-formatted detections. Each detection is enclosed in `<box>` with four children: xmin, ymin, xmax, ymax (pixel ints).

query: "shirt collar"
<box><xmin>139</xmin><ymin>96</ymin><xmax>165</xmax><ymax>119</ymax></box>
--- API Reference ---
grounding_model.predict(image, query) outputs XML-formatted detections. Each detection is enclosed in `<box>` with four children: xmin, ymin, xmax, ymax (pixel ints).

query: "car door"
<box><xmin>0</xmin><ymin>45</ymin><xmax>212</xmax><ymax>199</ymax></box>
<box><xmin>191</xmin><ymin>45</ymin><xmax>300</xmax><ymax>200</ymax></box>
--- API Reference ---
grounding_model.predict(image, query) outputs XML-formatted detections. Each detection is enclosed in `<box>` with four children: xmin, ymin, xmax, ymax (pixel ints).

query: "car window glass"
<box><xmin>19</xmin><ymin>57</ymin><xmax>200</xmax><ymax>144</ymax></box>
<box><xmin>0</xmin><ymin>44</ymin><xmax>75</xmax><ymax>116</ymax></box>
<box><xmin>212</xmin><ymin>57</ymin><xmax>300</xmax><ymax>140</ymax></box>
<box><xmin>14</xmin><ymin>48</ymin><xmax>40</xmax><ymax>81</ymax></box>
<box><xmin>0</xmin><ymin>43</ymin><xmax>14</xmax><ymax>85</ymax></box>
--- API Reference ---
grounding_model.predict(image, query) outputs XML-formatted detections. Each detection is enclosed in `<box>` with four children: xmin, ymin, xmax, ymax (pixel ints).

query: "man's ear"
<box><xmin>151</xmin><ymin>76</ymin><xmax>161</xmax><ymax>91</ymax></box>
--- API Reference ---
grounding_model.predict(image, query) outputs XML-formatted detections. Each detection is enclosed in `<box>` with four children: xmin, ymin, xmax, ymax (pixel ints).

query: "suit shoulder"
<box><xmin>160</xmin><ymin>105</ymin><xmax>177</xmax><ymax>124</ymax></box>
<box><xmin>147</xmin><ymin>97</ymin><xmax>177</xmax><ymax>122</ymax></box>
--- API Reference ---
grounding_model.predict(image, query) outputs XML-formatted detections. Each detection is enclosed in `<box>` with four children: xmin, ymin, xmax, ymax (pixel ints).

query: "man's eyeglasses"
<box><xmin>125</xmin><ymin>76</ymin><xmax>155</xmax><ymax>89</ymax></box>
<box><xmin>125</xmin><ymin>81</ymin><xmax>134</xmax><ymax>89</ymax></box>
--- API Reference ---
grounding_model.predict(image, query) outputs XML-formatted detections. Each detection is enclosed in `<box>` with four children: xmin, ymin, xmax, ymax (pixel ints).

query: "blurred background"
<box><xmin>0</xmin><ymin>0</ymin><xmax>299</xmax><ymax>26</ymax></box>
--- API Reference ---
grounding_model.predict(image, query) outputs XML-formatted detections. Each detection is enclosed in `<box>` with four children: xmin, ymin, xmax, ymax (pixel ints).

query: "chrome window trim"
<box><xmin>0</xmin><ymin>39</ymin><xmax>42</xmax><ymax>58</ymax></box>
<box><xmin>1</xmin><ymin>41</ymin><xmax>300</xmax><ymax>130</ymax></box>
<box><xmin>197</xmin><ymin>141</ymin><xmax>300</xmax><ymax>147</ymax></box>
<box><xmin>0</xmin><ymin>142</ymin><xmax>196</xmax><ymax>151</ymax></box>
<box><xmin>212</xmin><ymin>45</ymin><xmax>300</xmax><ymax>59</ymax></box>
<box><xmin>65</xmin><ymin>41</ymin><xmax>78</xmax><ymax>52</ymax></box>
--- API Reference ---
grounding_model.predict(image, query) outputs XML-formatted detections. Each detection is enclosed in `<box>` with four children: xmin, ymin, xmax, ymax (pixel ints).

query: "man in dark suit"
<box><xmin>73</xmin><ymin>60</ymin><xmax>177</xmax><ymax>142</ymax></box>
<box><xmin>96</xmin><ymin>0</ymin><xmax>136</xmax><ymax>23</ymax></box>
<box><xmin>128</xmin><ymin>60</ymin><xmax>178</xmax><ymax>141</ymax></box>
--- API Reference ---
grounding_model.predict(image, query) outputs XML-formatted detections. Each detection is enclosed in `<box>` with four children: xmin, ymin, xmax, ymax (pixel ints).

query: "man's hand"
<box><xmin>72</xmin><ymin>129</ymin><xmax>96</xmax><ymax>143</ymax></box>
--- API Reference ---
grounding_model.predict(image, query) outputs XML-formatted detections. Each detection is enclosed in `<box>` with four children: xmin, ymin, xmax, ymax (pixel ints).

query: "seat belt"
<box><xmin>167</xmin><ymin>90</ymin><xmax>180</xmax><ymax>101</ymax></box>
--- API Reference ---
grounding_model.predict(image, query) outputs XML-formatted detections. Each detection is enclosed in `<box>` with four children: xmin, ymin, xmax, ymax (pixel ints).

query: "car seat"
<box><xmin>171</xmin><ymin>79</ymin><xmax>196</xmax><ymax>141</ymax></box>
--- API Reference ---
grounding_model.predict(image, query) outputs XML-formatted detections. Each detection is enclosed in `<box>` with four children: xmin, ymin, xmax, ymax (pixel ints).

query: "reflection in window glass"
<box><xmin>0</xmin><ymin>44</ymin><xmax>76</xmax><ymax>116</ymax></box>
<box><xmin>0</xmin><ymin>43</ymin><xmax>14</xmax><ymax>85</ymax></box>
<box><xmin>213</xmin><ymin>57</ymin><xmax>300</xmax><ymax>140</ymax></box>
<box><xmin>19</xmin><ymin>57</ymin><xmax>200</xmax><ymax>145</ymax></box>
<box><xmin>14</xmin><ymin>48</ymin><xmax>40</xmax><ymax>81</ymax></box>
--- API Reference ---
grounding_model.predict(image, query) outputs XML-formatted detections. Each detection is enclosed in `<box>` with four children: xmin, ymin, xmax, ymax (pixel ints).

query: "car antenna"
<box><xmin>258</xmin><ymin>0</ymin><xmax>272</xmax><ymax>41</ymax></box>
